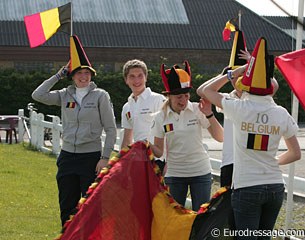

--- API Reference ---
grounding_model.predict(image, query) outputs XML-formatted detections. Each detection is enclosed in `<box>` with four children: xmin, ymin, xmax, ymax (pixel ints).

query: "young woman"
<box><xmin>150</xmin><ymin>61</ymin><xmax>223</xmax><ymax>211</ymax></box>
<box><xmin>199</xmin><ymin>37</ymin><xmax>301</xmax><ymax>239</ymax></box>
<box><xmin>32</xmin><ymin>35</ymin><xmax>117</xmax><ymax>226</ymax></box>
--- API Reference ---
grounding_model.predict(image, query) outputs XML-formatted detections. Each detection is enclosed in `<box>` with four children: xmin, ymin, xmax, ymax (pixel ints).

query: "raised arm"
<box><xmin>32</xmin><ymin>63</ymin><xmax>69</xmax><ymax>106</ymax></box>
<box><xmin>196</xmin><ymin>66</ymin><xmax>230</xmax><ymax>98</ymax></box>
<box><xmin>200</xmin><ymin>65</ymin><xmax>247</xmax><ymax>109</ymax></box>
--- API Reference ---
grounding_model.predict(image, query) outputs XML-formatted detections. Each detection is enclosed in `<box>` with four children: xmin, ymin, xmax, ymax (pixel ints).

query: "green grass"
<box><xmin>1</xmin><ymin>143</ymin><xmax>304</xmax><ymax>240</ymax></box>
<box><xmin>0</xmin><ymin>143</ymin><xmax>61</xmax><ymax>240</ymax></box>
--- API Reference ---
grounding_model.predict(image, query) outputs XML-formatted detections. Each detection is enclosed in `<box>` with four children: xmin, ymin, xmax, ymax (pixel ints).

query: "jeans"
<box><xmin>164</xmin><ymin>173</ymin><xmax>212</xmax><ymax>211</ymax></box>
<box><xmin>220</xmin><ymin>164</ymin><xmax>235</xmax><ymax>233</ymax></box>
<box><xmin>220</xmin><ymin>163</ymin><xmax>233</xmax><ymax>187</ymax></box>
<box><xmin>231</xmin><ymin>184</ymin><xmax>284</xmax><ymax>240</ymax></box>
<box><xmin>56</xmin><ymin>150</ymin><xmax>101</xmax><ymax>226</ymax></box>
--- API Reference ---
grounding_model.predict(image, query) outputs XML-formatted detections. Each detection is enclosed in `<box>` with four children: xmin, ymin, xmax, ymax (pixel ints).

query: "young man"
<box><xmin>121</xmin><ymin>59</ymin><xmax>166</xmax><ymax>149</ymax></box>
<box><xmin>121</xmin><ymin>59</ymin><xmax>166</xmax><ymax>172</ymax></box>
<box><xmin>121</xmin><ymin>59</ymin><xmax>165</xmax><ymax>148</ymax></box>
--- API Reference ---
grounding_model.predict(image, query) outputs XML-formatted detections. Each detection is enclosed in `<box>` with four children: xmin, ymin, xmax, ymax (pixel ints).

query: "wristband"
<box><xmin>55</xmin><ymin>73</ymin><xmax>61</xmax><ymax>80</ymax></box>
<box><xmin>101</xmin><ymin>156</ymin><xmax>109</xmax><ymax>160</ymax></box>
<box><xmin>206</xmin><ymin>113</ymin><xmax>214</xmax><ymax>119</ymax></box>
<box><xmin>61</xmin><ymin>67</ymin><xmax>68</xmax><ymax>76</ymax></box>
<box><xmin>227</xmin><ymin>70</ymin><xmax>234</xmax><ymax>81</ymax></box>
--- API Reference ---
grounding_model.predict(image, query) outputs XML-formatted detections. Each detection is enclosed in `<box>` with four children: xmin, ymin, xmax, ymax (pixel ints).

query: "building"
<box><xmin>0</xmin><ymin>0</ymin><xmax>303</xmax><ymax>73</ymax></box>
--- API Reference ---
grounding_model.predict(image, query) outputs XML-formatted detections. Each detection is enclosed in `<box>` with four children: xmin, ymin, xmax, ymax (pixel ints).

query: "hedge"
<box><xmin>0</xmin><ymin>65</ymin><xmax>304</xmax><ymax>123</ymax></box>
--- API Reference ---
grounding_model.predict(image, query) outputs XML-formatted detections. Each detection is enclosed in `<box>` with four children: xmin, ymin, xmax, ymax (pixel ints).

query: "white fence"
<box><xmin>30</xmin><ymin>111</ymin><xmax>62</xmax><ymax>155</ymax></box>
<box><xmin>16</xmin><ymin>109</ymin><xmax>305</xmax><ymax>198</ymax></box>
<box><xmin>18</xmin><ymin>109</ymin><xmax>123</xmax><ymax>155</ymax></box>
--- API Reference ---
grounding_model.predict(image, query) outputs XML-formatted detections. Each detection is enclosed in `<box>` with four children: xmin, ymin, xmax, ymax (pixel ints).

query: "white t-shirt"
<box><xmin>217</xmin><ymin>91</ymin><xmax>239</xmax><ymax>167</ymax></box>
<box><xmin>74</xmin><ymin>86</ymin><xmax>89</xmax><ymax>105</ymax></box>
<box><xmin>222</xmin><ymin>92</ymin><xmax>298</xmax><ymax>189</ymax></box>
<box><xmin>150</xmin><ymin>101</ymin><xmax>212</xmax><ymax>177</ymax></box>
<box><xmin>121</xmin><ymin>87</ymin><xmax>165</xmax><ymax>142</ymax></box>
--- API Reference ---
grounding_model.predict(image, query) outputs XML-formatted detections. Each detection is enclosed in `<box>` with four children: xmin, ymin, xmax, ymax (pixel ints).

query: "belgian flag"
<box><xmin>247</xmin><ymin>133</ymin><xmax>269</xmax><ymax>151</ymax></box>
<box><xmin>66</xmin><ymin>102</ymin><xmax>76</xmax><ymax>108</ymax></box>
<box><xmin>163</xmin><ymin>123</ymin><xmax>174</xmax><ymax>133</ymax></box>
<box><xmin>24</xmin><ymin>3</ymin><xmax>71</xmax><ymax>48</ymax></box>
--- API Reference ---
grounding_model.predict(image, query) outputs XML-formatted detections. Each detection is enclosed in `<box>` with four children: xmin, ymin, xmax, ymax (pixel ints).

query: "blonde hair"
<box><xmin>160</xmin><ymin>98</ymin><xmax>170</xmax><ymax>121</ymax></box>
<box><xmin>122</xmin><ymin>59</ymin><xmax>148</xmax><ymax>79</ymax></box>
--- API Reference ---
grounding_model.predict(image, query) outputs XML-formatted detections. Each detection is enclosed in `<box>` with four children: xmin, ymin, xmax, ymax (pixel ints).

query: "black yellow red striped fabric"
<box><xmin>69</xmin><ymin>35</ymin><xmax>97</xmax><ymax>76</ymax></box>
<box><xmin>247</xmin><ymin>133</ymin><xmax>269</xmax><ymax>151</ymax></box>
<box><xmin>163</xmin><ymin>123</ymin><xmax>174</xmax><ymax>133</ymax></box>
<box><xmin>235</xmin><ymin>37</ymin><xmax>274</xmax><ymax>95</ymax></box>
<box><xmin>229</xmin><ymin>30</ymin><xmax>247</xmax><ymax>69</ymax></box>
<box><xmin>24</xmin><ymin>3</ymin><xmax>71</xmax><ymax>48</ymax></box>
<box><xmin>66</xmin><ymin>102</ymin><xmax>76</xmax><ymax>108</ymax></box>
<box><xmin>56</xmin><ymin>142</ymin><xmax>231</xmax><ymax>240</ymax></box>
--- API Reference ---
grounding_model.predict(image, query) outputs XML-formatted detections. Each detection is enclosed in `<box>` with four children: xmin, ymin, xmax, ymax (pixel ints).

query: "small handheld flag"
<box><xmin>222</xmin><ymin>19</ymin><xmax>237</xmax><ymax>41</ymax></box>
<box><xmin>24</xmin><ymin>3</ymin><xmax>71</xmax><ymax>48</ymax></box>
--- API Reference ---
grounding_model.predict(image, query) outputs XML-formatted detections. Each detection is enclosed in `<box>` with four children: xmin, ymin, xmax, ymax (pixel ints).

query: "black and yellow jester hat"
<box><xmin>229</xmin><ymin>30</ymin><xmax>248</xmax><ymax>69</ymax></box>
<box><xmin>235</xmin><ymin>37</ymin><xmax>274</xmax><ymax>95</ymax></box>
<box><xmin>69</xmin><ymin>35</ymin><xmax>96</xmax><ymax>77</ymax></box>
<box><xmin>161</xmin><ymin>61</ymin><xmax>192</xmax><ymax>95</ymax></box>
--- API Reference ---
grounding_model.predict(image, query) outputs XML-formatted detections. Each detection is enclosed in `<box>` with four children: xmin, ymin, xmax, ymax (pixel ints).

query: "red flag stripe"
<box><xmin>24</xmin><ymin>13</ymin><xmax>46</xmax><ymax>48</ymax></box>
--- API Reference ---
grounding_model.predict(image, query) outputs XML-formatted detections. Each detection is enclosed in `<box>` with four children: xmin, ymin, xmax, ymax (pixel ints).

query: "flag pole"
<box><xmin>70</xmin><ymin>1</ymin><xmax>73</xmax><ymax>36</ymax></box>
<box><xmin>238</xmin><ymin>10</ymin><xmax>242</xmax><ymax>30</ymax></box>
<box><xmin>284</xmin><ymin>0</ymin><xmax>304</xmax><ymax>231</ymax></box>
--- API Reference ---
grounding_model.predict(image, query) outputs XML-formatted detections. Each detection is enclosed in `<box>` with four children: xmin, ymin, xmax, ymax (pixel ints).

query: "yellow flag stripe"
<box><xmin>40</xmin><ymin>8</ymin><xmax>61</xmax><ymax>40</ymax></box>
<box><xmin>151</xmin><ymin>192</ymin><xmax>196</xmax><ymax>240</ymax></box>
<box><xmin>253</xmin><ymin>134</ymin><xmax>262</xmax><ymax>150</ymax></box>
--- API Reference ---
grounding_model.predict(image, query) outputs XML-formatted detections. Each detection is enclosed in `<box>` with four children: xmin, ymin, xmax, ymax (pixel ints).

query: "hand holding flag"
<box><xmin>24</xmin><ymin>2</ymin><xmax>71</xmax><ymax>48</ymax></box>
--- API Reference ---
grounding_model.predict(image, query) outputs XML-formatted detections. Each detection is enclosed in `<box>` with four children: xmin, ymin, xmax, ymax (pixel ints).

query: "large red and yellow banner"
<box><xmin>56</xmin><ymin>142</ymin><xmax>230</xmax><ymax>240</ymax></box>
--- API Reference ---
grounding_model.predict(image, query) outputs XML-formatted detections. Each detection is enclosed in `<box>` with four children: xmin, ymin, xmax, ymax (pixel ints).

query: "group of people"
<box><xmin>32</xmin><ymin>35</ymin><xmax>301</xmax><ymax>239</ymax></box>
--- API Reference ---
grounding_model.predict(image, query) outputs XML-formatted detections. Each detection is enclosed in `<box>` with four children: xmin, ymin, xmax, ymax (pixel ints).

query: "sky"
<box><xmin>235</xmin><ymin>0</ymin><xmax>305</xmax><ymax>16</ymax></box>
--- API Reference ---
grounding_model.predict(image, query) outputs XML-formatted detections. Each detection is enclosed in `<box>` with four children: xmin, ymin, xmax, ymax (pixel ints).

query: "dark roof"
<box><xmin>264</xmin><ymin>16</ymin><xmax>305</xmax><ymax>30</ymax></box>
<box><xmin>0</xmin><ymin>0</ymin><xmax>189</xmax><ymax>24</ymax></box>
<box><xmin>0</xmin><ymin>0</ymin><xmax>300</xmax><ymax>51</ymax></box>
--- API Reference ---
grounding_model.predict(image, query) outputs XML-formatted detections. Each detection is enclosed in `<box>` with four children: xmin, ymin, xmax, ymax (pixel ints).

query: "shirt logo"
<box><xmin>163</xmin><ymin>123</ymin><xmax>174</xmax><ymax>133</ymax></box>
<box><xmin>126</xmin><ymin>111</ymin><xmax>131</xmax><ymax>120</ymax></box>
<box><xmin>66</xmin><ymin>102</ymin><xmax>76</xmax><ymax>108</ymax></box>
<box><xmin>247</xmin><ymin>133</ymin><xmax>269</xmax><ymax>151</ymax></box>
<box><xmin>140</xmin><ymin>108</ymin><xmax>152</xmax><ymax>114</ymax></box>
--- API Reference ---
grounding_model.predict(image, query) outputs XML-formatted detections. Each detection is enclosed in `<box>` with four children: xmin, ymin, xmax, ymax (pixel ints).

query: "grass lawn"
<box><xmin>0</xmin><ymin>143</ymin><xmax>61</xmax><ymax>240</ymax></box>
<box><xmin>1</xmin><ymin>143</ymin><xmax>304</xmax><ymax>240</ymax></box>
